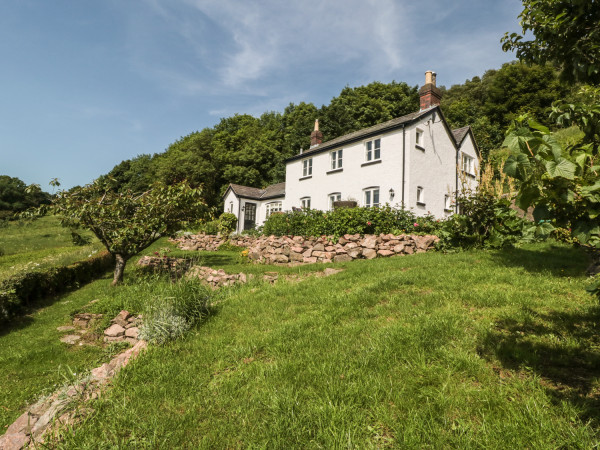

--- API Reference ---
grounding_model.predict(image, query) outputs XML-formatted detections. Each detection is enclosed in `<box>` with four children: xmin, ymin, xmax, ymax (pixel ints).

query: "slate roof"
<box><xmin>225</xmin><ymin>182</ymin><xmax>285</xmax><ymax>200</ymax></box>
<box><xmin>286</xmin><ymin>107</ymin><xmax>435</xmax><ymax>162</ymax></box>
<box><xmin>452</xmin><ymin>126</ymin><xmax>470</xmax><ymax>146</ymax></box>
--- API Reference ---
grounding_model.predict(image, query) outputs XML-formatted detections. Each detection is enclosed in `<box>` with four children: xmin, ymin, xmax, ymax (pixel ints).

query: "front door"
<box><xmin>243</xmin><ymin>202</ymin><xmax>257</xmax><ymax>230</ymax></box>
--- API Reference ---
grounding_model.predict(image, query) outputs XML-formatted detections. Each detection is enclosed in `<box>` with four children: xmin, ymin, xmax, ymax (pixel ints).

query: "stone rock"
<box><xmin>0</xmin><ymin>432</ymin><xmax>30</xmax><ymax>450</ymax></box>
<box><xmin>125</xmin><ymin>327</ymin><xmax>139</xmax><ymax>339</ymax></box>
<box><xmin>6</xmin><ymin>412</ymin><xmax>33</xmax><ymax>436</ymax></box>
<box><xmin>60</xmin><ymin>334</ymin><xmax>81</xmax><ymax>345</ymax></box>
<box><xmin>404</xmin><ymin>246</ymin><xmax>414</xmax><ymax>255</ymax></box>
<box><xmin>347</xmin><ymin>248</ymin><xmax>362</xmax><ymax>259</ymax></box>
<box><xmin>323</xmin><ymin>268</ymin><xmax>343</xmax><ymax>276</ymax></box>
<box><xmin>363</xmin><ymin>236</ymin><xmax>378</xmax><ymax>249</ymax></box>
<box><xmin>338</xmin><ymin>237</ymin><xmax>348</xmax><ymax>245</ymax></box>
<box><xmin>333</xmin><ymin>254</ymin><xmax>352</xmax><ymax>263</ymax></box>
<box><xmin>363</xmin><ymin>248</ymin><xmax>377</xmax><ymax>259</ymax></box>
<box><xmin>31</xmin><ymin>398</ymin><xmax>68</xmax><ymax>438</ymax></box>
<box><xmin>291</xmin><ymin>246</ymin><xmax>304</xmax><ymax>253</ymax></box>
<box><xmin>104</xmin><ymin>324</ymin><xmax>125</xmax><ymax>337</ymax></box>
<box><xmin>303</xmin><ymin>256</ymin><xmax>318</xmax><ymax>263</ymax></box>
<box><xmin>393</xmin><ymin>244</ymin><xmax>405</xmax><ymax>253</ymax></box>
<box><xmin>56</xmin><ymin>325</ymin><xmax>75</xmax><ymax>332</ymax></box>
<box><xmin>325</xmin><ymin>246</ymin><xmax>335</xmax><ymax>252</ymax></box>
<box><xmin>377</xmin><ymin>250</ymin><xmax>395</xmax><ymax>257</ymax></box>
<box><xmin>313</xmin><ymin>243</ymin><xmax>325</xmax><ymax>251</ymax></box>
<box><xmin>289</xmin><ymin>251</ymin><xmax>303</xmax><ymax>262</ymax></box>
<box><xmin>344</xmin><ymin>242</ymin><xmax>358</xmax><ymax>249</ymax></box>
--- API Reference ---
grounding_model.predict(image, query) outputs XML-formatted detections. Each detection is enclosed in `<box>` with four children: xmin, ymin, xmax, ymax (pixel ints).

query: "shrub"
<box><xmin>436</xmin><ymin>189</ymin><xmax>529</xmax><ymax>250</ymax></box>
<box><xmin>217</xmin><ymin>213</ymin><xmax>237</xmax><ymax>236</ymax></box>
<box><xmin>0</xmin><ymin>251</ymin><xmax>114</xmax><ymax>323</ymax></box>
<box><xmin>262</xmin><ymin>205</ymin><xmax>440</xmax><ymax>239</ymax></box>
<box><xmin>138</xmin><ymin>281</ymin><xmax>212</xmax><ymax>345</ymax></box>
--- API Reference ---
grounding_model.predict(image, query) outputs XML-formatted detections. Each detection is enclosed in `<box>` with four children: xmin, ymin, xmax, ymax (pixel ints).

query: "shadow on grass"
<box><xmin>0</xmin><ymin>273</ymin><xmax>113</xmax><ymax>338</ymax></box>
<box><xmin>197</xmin><ymin>253</ymin><xmax>240</xmax><ymax>267</ymax></box>
<box><xmin>479</xmin><ymin>306</ymin><xmax>600</xmax><ymax>425</ymax></box>
<box><xmin>489</xmin><ymin>244</ymin><xmax>590</xmax><ymax>278</ymax></box>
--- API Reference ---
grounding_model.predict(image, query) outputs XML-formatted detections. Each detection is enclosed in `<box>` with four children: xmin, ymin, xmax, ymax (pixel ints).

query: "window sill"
<box><xmin>361</xmin><ymin>159</ymin><xmax>382</xmax><ymax>167</ymax></box>
<box><xmin>444</xmin><ymin>208</ymin><xmax>453</xmax><ymax>213</ymax></box>
<box><xmin>299</xmin><ymin>175</ymin><xmax>312</xmax><ymax>181</ymax></box>
<box><xmin>326</xmin><ymin>168</ymin><xmax>343</xmax><ymax>175</ymax></box>
<box><xmin>462</xmin><ymin>171</ymin><xmax>477</xmax><ymax>179</ymax></box>
<box><xmin>416</xmin><ymin>202</ymin><xmax>426</xmax><ymax>207</ymax></box>
<box><xmin>415</xmin><ymin>144</ymin><xmax>425</xmax><ymax>151</ymax></box>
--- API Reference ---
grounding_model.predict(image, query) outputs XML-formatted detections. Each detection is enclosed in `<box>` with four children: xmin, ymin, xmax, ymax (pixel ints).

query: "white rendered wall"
<box><xmin>457</xmin><ymin>134</ymin><xmax>479</xmax><ymax>194</ymax></box>
<box><xmin>223</xmin><ymin>190</ymin><xmax>242</xmax><ymax>233</ymax></box>
<box><xmin>283</xmin><ymin>128</ymin><xmax>406</xmax><ymax>213</ymax></box>
<box><xmin>405</xmin><ymin>119</ymin><xmax>458</xmax><ymax>218</ymax></box>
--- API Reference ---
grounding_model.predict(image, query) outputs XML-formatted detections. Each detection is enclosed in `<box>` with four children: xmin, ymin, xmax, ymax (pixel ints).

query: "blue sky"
<box><xmin>0</xmin><ymin>0</ymin><xmax>523</xmax><ymax>190</ymax></box>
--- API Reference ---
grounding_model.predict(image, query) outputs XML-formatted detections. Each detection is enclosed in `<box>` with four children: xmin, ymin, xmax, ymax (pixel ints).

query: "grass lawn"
<box><xmin>0</xmin><ymin>216</ymin><xmax>102</xmax><ymax>281</ymax></box>
<box><xmin>33</xmin><ymin>240</ymin><xmax>599</xmax><ymax>448</ymax></box>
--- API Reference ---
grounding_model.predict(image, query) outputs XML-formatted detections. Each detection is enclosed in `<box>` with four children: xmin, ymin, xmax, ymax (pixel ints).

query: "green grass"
<box><xmin>31</xmin><ymin>241</ymin><xmax>598</xmax><ymax>448</ymax></box>
<box><xmin>0</xmin><ymin>216</ymin><xmax>103</xmax><ymax>281</ymax></box>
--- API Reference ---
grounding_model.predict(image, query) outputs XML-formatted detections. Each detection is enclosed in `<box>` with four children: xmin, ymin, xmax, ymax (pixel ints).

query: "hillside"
<box><xmin>3</xmin><ymin>239</ymin><xmax>598</xmax><ymax>447</ymax></box>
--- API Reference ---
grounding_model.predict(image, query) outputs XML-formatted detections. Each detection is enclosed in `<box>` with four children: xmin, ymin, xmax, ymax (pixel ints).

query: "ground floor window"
<box><xmin>265</xmin><ymin>201</ymin><xmax>282</xmax><ymax>219</ymax></box>
<box><xmin>364</xmin><ymin>187</ymin><xmax>380</xmax><ymax>208</ymax></box>
<box><xmin>444</xmin><ymin>194</ymin><xmax>452</xmax><ymax>211</ymax></box>
<box><xmin>229</xmin><ymin>202</ymin><xmax>234</xmax><ymax>213</ymax></box>
<box><xmin>417</xmin><ymin>186</ymin><xmax>425</xmax><ymax>205</ymax></box>
<box><xmin>329</xmin><ymin>192</ymin><xmax>341</xmax><ymax>210</ymax></box>
<box><xmin>301</xmin><ymin>197</ymin><xmax>311</xmax><ymax>209</ymax></box>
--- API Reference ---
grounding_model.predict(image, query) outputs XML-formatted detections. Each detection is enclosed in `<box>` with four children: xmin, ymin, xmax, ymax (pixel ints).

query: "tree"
<box><xmin>50</xmin><ymin>180</ymin><xmax>207</xmax><ymax>285</ymax></box>
<box><xmin>0</xmin><ymin>175</ymin><xmax>50</xmax><ymax>219</ymax></box>
<box><xmin>501</xmin><ymin>0</ymin><xmax>600</xmax><ymax>84</ymax></box>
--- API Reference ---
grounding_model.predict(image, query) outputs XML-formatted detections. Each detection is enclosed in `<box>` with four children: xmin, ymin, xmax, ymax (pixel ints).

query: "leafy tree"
<box><xmin>282</xmin><ymin>102</ymin><xmax>319</xmax><ymax>156</ymax></box>
<box><xmin>320</xmin><ymin>81</ymin><xmax>419</xmax><ymax>139</ymax></box>
<box><xmin>98</xmin><ymin>154</ymin><xmax>157</xmax><ymax>194</ymax></box>
<box><xmin>0</xmin><ymin>175</ymin><xmax>50</xmax><ymax>219</ymax></box>
<box><xmin>501</xmin><ymin>0</ymin><xmax>600</xmax><ymax>84</ymax></box>
<box><xmin>49</xmin><ymin>180</ymin><xmax>207</xmax><ymax>285</ymax></box>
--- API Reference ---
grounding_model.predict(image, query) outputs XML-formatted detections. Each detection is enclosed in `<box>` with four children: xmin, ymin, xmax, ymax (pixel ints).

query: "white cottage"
<box><xmin>223</xmin><ymin>71</ymin><xmax>479</xmax><ymax>234</ymax></box>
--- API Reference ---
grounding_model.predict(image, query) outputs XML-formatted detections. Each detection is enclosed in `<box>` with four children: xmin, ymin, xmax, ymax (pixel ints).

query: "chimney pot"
<box><xmin>419</xmin><ymin>70</ymin><xmax>442</xmax><ymax>110</ymax></box>
<box><xmin>310</xmin><ymin>119</ymin><xmax>323</xmax><ymax>147</ymax></box>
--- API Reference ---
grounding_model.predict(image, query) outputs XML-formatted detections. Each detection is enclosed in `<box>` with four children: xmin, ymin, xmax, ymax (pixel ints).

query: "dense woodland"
<box><xmin>98</xmin><ymin>62</ymin><xmax>577</xmax><ymax>210</ymax></box>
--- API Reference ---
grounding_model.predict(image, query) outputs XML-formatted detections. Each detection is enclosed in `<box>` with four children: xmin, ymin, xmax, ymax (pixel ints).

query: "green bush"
<box><xmin>138</xmin><ymin>281</ymin><xmax>211</xmax><ymax>345</ymax></box>
<box><xmin>217</xmin><ymin>213</ymin><xmax>237</xmax><ymax>236</ymax></box>
<box><xmin>262</xmin><ymin>206</ymin><xmax>441</xmax><ymax>239</ymax></box>
<box><xmin>436</xmin><ymin>190</ymin><xmax>529</xmax><ymax>250</ymax></box>
<box><xmin>0</xmin><ymin>251</ymin><xmax>114</xmax><ymax>322</ymax></box>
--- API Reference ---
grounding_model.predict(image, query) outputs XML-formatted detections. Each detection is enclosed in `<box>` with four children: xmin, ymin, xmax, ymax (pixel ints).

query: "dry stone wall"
<box><xmin>171</xmin><ymin>233</ymin><xmax>439</xmax><ymax>265</ymax></box>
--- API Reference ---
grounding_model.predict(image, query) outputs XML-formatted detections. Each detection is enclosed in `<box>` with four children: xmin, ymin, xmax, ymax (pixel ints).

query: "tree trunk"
<box><xmin>112</xmin><ymin>254</ymin><xmax>126</xmax><ymax>286</ymax></box>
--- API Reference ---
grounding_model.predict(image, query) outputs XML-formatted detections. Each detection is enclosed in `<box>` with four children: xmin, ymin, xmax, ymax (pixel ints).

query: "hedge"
<box><xmin>0</xmin><ymin>250</ymin><xmax>114</xmax><ymax>323</ymax></box>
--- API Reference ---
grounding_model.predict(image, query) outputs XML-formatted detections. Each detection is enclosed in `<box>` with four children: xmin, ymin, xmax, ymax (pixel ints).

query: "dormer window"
<box><xmin>365</xmin><ymin>139</ymin><xmax>381</xmax><ymax>162</ymax></box>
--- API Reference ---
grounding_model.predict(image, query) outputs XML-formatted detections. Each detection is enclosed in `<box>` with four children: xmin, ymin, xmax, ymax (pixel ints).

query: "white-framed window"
<box><xmin>417</xmin><ymin>186</ymin><xmax>425</xmax><ymax>205</ymax></box>
<box><xmin>364</xmin><ymin>187</ymin><xmax>380</xmax><ymax>208</ymax></box>
<box><xmin>303</xmin><ymin>158</ymin><xmax>313</xmax><ymax>177</ymax></box>
<box><xmin>330</xmin><ymin>149</ymin><xmax>343</xmax><ymax>170</ymax></box>
<box><xmin>365</xmin><ymin>138</ymin><xmax>381</xmax><ymax>162</ymax></box>
<box><xmin>444</xmin><ymin>194</ymin><xmax>452</xmax><ymax>211</ymax></box>
<box><xmin>416</xmin><ymin>129</ymin><xmax>424</xmax><ymax>148</ymax></box>
<box><xmin>301</xmin><ymin>197</ymin><xmax>311</xmax><ymax>209</ymax></box>
<box><xmin>229</xmin><ymin>202</ymin><xmax>234</xmax><ymax>213</ymax></box>
<box><xmin>329</xmin><ymin>192</ymin><xmax>341</xmax><ymax>210</ymax></box>
<box><xmin>462</xmin><ymin>154</ymin><xmax>474</xmax><ymax>175</ymax></box>
<box><xmin>265</xmin><ymin>201</ymin><xmax>282</xmax><ymax>219</ymax></box>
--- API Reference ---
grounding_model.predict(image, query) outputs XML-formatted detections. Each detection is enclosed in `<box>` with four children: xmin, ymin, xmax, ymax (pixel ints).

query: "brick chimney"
<box><xmin>310</xmin><ymin>119</ymin><xmax>323</xmax><ymax>148</ymax></box>
<box><xmin>419</xmin><ymin>70</ymin><xmax>442</xmax><ymax>110</ymax></box>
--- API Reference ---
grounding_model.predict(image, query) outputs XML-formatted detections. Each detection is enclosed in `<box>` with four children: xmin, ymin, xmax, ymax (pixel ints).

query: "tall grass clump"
<box><xmin>138</xmin><ymin>281</ymin><xmax>213</xmax><ymax>345</ymax></box>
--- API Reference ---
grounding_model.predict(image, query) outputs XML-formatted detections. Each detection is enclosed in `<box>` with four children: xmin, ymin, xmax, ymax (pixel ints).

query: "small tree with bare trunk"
<box><xmin>50</xmin><ymin>180</ymin><xmax>207</xmax><ymax>285</ymax></box>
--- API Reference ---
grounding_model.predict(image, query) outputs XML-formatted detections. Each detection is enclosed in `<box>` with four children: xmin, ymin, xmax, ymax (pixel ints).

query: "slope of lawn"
<box><xmin>0</xmin><ymin>216</ymin><xmax>102</xmax><ymax>281</ymax></box>
<box><xmin>45</xmin><ymin>241</ymin><xmax>600</xmax><ymax>448</ymax></box>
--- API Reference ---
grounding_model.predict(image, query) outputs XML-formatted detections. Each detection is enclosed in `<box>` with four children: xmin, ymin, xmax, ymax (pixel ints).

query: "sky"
<box><xmin>0</xmin><ymin>0</ymin><xmax>523</xmax><ymax>190</ymax></box>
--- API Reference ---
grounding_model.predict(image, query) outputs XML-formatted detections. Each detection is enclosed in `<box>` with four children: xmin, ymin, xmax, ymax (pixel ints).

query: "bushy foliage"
<box><xmin>436</xmin><ymin>190</ymin><xmax>530</xmax><ymax>250</ymax></box>
<box><xmin>0</xmin><ymin>176</ymin><xmax>51</xmax><ymax>219</ymax></box>
<box><xmin>0</xmin><ymin>251</ymin><xmax>114</xmax><ymax>323</ymax></box>
<box><xmin>262</xmin><ymin>205</ymin><xmax>440</xmax><ymax>239</ymax></box>
<box><xmin>138</xmin><ymin>282</ymin><xmax>212</xmax><ymax>345</ymax></box>
<box><xmin>217</xmin><ymin>213</ymin><xmax>237</xmax><ymax>236</ymax></box>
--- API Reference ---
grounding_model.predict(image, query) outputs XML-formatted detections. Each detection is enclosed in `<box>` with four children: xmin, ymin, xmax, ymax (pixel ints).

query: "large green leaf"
<box><xmin>544</xmin><ymin>157</ymin><xmax>576</xmax><ymax>179</ymax></box>
<box><xmin>541</xmin><ymin>134</ymin><xmax>563</xmax><ymax>160</ymax></box>
<box><xmin>533</xmin><ymin>204</ymin><xmax>551</xmax><ymax>222</ymax></box>
<box><xmin>503</xmin><ymin>153</ymin><xmax>531</xmax><ymax>180</ymax></box>
<box><xmin>573</xmin><ymin>220</ymin><xmax>600</xmax><ymax>245</ymax></box>
<box><xmin>503</xmin><ymin>127</ymin><xmax>534</xmax><ymax>153</ymax></box>
<box><xmin>516</xmin><ymin>184</ymin><xmax>541</xmax><ymax>210</ymax></box>
<box><xmin>534</xmin><ymin>222</ymin><xmax>555</xmax><ymax>239</ymax></box>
